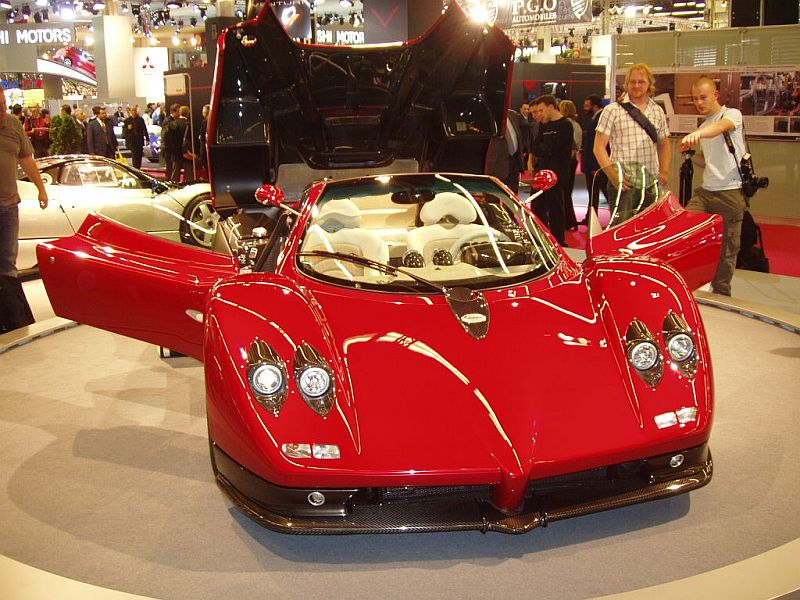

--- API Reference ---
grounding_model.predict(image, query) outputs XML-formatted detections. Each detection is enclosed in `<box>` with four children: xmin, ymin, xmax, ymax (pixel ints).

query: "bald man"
<box><xmin>680</xmin><ymin>76</ymin><xmax>746</xmax><ymax>296</ymax></box>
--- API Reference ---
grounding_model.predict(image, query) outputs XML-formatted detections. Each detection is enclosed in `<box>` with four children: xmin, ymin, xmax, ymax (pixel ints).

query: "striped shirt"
<box><xmin>596</xmin><ymin>94</ymin><xmax>669</xmax><ymax>176</ymax></box>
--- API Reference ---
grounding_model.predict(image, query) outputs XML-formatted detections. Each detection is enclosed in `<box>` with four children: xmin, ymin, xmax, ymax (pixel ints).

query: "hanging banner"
<box><xmin>456</xmin><ymin>0</ymin><xmax>591</xmax><ymax>28</ymax></box>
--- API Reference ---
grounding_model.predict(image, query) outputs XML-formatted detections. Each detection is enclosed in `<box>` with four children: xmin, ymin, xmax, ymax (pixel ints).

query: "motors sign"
<box><xmin>0</xmin><ymin>25</ymin><xmax>74</xmax><ymax>45</ymax></box>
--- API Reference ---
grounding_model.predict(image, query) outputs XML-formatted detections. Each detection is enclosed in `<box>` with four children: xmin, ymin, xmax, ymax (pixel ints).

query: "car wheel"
<box><xmin>63</xmin><ymin>57</ymin><xmax>73</xmax><ymax>67</ymax></box>
<box><xmin>180</xmin><ymin>193</ymin><xmax>218</xmax><ymax>248</ymax></box>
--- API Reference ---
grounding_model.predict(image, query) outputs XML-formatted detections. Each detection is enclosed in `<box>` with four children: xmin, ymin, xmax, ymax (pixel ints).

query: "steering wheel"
<box><xmin>450</xmin><ymin>228</ymin><xmax>511</xmax><ymax>258</ymax></box>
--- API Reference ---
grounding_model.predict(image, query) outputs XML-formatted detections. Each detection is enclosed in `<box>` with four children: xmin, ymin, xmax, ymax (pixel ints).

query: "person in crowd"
<box><xmin>558</xmin><ymin>99</ymin><xmax>582</xmax><ymax>231</ymax></box>
<box><xmin>142</xmin><ymin>105</ymin><xmax>154</xmax><ymax>126</ymax></box>
<box><xmin>680</xmin><ymin>76</ymin><xmax>747</xmax><ymax>297</ymax></box>
<box><xmin>86</xmin><ymin>106</ymin><xmax>117</xmax><ymax>158</ymax></box>
<box><xmin>123</xmin><ymin>104</ymin><xmax>148</xmax><ymax>169</ymax></box>
<box><xmin>24</xmin><ymin>105</ymin><xmax>50</xmax><ymax>158</ymax></box>
<box><xmin>531</xmin><ymin>94</ymin><xmax>573</xmax><ymax>246</ymax></box>
<box><xmin>196</xmin><ymin>103</ymin><xmax>211</xmax><ymax>176</ymax></box>
<box><xmin>594</xmin><ymin>62</ymin><xmax>671</xmax><ymax>224</ymax></box>
<box><xmin>60</xmin><ymin>104</ymin><xmax>72</xmax><ymax>117</ymax></box>
<box><xmin>12</xmin><ymin>104</ymin><xmax>24</xmax><ymax>125</ymax></box>
<box><xmin>74</xmin><ymin>109</ymin><xmax>88</xmax><ymax>153</ymax></box>
<box><xmin>161</xmin><ymin>103</ymin><xmax>181</xmax><ymax>180</ymax></box>
<box><xmin>495</xmin><ymin>108</ymin><xmax>529</xmax><ymax>195</ymax></box>
<box><xmin>0</xmin><ymin>91</ymin><xmax>48</xmax><ymax>332</ymax></box>
<box><xmin>173</xmin><ymin>105</ymin><xmax>193</xmax><ymax>182</ymax></box>
<box><xmin>113</xmin><ymin>106</ymin><xmax>126</xmax><ymax>126</ymax></box>
<box><xmin>519</xmin><ymin>102</ymin><xmax>537</xmax><ymax>174</ymax></box>
<box><xmin>578</xmin><ymin>94</ymin><xmax>609</xmax><ymax>226</ymax></box>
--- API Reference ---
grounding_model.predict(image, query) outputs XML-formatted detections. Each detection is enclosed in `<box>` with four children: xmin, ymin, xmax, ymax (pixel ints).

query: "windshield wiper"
<box><xmin>297</xmin><ymin>250</ymin><xmax>443</xmax><ymax>292</ymax></box>
<box><xmin>297</xmin><ymin>250</ymin><xmax>490</xmax><ymax>340</ymax></box>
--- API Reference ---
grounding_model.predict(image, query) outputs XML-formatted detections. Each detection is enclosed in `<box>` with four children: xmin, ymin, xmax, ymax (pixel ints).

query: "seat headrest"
<box><xmin>316</xmin><ymin>198</ymin><xmax>361</xmax><ymax>232</ymax></box>
<box><xmin>419</xmin><ymin>192</ymin><xmax>477</xmax><ymax>226</ymax></box>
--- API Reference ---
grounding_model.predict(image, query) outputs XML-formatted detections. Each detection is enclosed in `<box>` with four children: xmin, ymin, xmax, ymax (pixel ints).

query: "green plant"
<box><xmin>49</xmin><ymin>114</ymin><xmax>83</xmax><ymax>155</ymax></box>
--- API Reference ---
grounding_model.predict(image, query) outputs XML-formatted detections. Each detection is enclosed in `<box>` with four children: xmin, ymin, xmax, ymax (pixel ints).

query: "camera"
<box><xmin>740</xmin><ymin>153</ymin><xmax>769</xmax><ymax>198</ymax></box>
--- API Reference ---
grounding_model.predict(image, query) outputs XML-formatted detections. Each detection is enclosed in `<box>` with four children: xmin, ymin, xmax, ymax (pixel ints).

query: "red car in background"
<box><xmin>53</xmin><ymin>46</ymin><xmax>96</xmax><ymax>79</ymax></box>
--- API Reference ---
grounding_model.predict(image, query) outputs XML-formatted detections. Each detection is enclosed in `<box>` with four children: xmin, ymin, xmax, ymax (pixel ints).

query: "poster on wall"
<box><xmin>617</xmin><ymin>67</ymin><xmax>800</xmax><ymax>137</ymax></box>
<box><xmin>133</xmin><ymin>47</ymin><xmax>169</xmax><ymax>103</ymax></box>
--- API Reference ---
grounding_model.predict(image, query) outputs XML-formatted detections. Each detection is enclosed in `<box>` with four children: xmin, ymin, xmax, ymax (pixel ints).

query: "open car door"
<box><xmin>585</xmin><ymin>162</ymin><xmax>723</xmax><ymax>290</ymax></box>
<box><xmin>37</xmin><ymin>213</ymin><xmax>238</xmax><ymax>361</ymax></box>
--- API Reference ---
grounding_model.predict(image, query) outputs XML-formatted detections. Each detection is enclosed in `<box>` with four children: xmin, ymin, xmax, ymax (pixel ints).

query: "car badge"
<box><xmin>460</xmin><ymin>313</ymin><xmax>487</xmax><ymax>324</ymax></box>
<box><xmin>444</xmin><ymin>287</ymin><xmax>490</xmax><ymax>340</ymax></box>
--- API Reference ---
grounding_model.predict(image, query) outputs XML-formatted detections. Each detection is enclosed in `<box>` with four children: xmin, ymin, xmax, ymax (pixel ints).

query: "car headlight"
<box><xmin>663</xmin><ymin>312</ymin><xmax>699</xmax><ymax>378</ymax></box>
<box><xmin>250</xmin><ymin>364</ymin><xmax>284</xmax><ymax>396</ymax></box>
<box><xmin>625</xmin><ymin>320</ymin><xmax>663</xmax><ymax>387</ymax></box>
<box><xmin>667</xmin><ymin>333</ymin><xmax>694</xmax><ymax>362</ymax></box>
<box><xmin>294</xmin><ymin>342</ymin><xmax>336</xmax><ymax>417</ymax></box>
<box><xmin>299</xmin><ymin>367</ymin><xmax>331</xmax><ymax>397</ymax></box>
<box><xmin>246</xmin><ymin>340</ymin><xmax>288</xmax><ymax>415</ymax></box>
<box><xmin>629</xmin><ymin>341</ymin><xmax>659</xmax><ymax>371</ymax></box>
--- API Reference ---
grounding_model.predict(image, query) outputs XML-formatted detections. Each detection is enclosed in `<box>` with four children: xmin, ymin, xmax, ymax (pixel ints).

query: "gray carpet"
<box><xmin>0</xmin><ymin>306</ymin><xmax>798</xmax><ymax>600</ymax></box>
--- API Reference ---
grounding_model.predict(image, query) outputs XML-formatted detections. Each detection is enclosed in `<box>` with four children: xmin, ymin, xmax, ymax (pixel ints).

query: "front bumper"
<box><xmin>211</xmin><ymin>442</ymin><xmax>712</xmax><ymax>535</ymax></box>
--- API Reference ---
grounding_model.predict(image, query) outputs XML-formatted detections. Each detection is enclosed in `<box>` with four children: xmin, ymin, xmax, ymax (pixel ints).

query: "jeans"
<box><xmin>0</xmin><ymin>203</ymin><xmax>20</xmax><ymax>277</ymax></box>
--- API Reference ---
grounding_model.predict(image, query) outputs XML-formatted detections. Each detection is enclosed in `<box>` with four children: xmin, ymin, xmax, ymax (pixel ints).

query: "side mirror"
<box><xmin>254</xmin><ymin>184</ymin><xmax>286</xmax><ymax>207</ymax></box>
<box><xmin>530</xmin><ymin>169</ymin><xmax>557</xmax><ymax>192</ymax></box>
<box><xmin>255</xmin><ymin>184</ymin><xmax>302</xmax><ymax>215</ymax></box>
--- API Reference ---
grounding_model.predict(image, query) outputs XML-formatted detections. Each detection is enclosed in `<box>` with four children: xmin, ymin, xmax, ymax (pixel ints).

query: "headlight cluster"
<box><xmin>625</xmin><ymin>312</ymin><xmax>698</xmax><ymax>387</ymax></box>
<box><xmin>246</xmin><ymin>340</ymin><xmax>336</xmax><ymax>417</ymax></box>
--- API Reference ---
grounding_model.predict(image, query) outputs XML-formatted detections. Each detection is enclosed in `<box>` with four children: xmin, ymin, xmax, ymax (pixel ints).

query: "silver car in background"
<box><xmin>16</xmin><ymin>155</ymin><xmax>217</xmax><ymax>275</ymax></box>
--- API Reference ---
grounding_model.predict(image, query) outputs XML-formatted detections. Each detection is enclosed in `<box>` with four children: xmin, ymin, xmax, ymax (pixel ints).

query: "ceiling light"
<box><xmin>92</xmin><ymin>0</ymin><xmax>104</xmax><ymax>10</ymax></box>
<box><xmin>0</xmin><ymin>0</ymin><xmax>13</xmax><ymax>9</ymax></box>
<box><xmin>340</xmin><ymin>0</ymin><xmax>353</xmax><ymax>6</ymax></box>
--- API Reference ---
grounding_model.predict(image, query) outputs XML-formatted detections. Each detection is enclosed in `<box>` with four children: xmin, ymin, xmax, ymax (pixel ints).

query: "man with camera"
<box><xmin>681</xmin><ymin>76</ymin><xmax>758</xmax><ymax>296</ymax></box>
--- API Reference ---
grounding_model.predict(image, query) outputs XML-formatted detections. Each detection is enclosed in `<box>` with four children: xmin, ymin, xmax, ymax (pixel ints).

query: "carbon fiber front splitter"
<box><xmin>210</xmin><ymin>442</ymin><xmax>712</xmax><ymax>535</ymax></box>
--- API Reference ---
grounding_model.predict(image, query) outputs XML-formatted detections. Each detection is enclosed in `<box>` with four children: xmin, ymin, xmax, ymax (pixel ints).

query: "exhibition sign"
<box><xmin>456</xmin><ymin>0</ymin><xmax>591</xmax><ymax>27</ymax></box>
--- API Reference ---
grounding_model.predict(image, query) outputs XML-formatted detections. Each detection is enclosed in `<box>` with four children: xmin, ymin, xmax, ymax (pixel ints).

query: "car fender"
<box><xmin>583</xmin><ymin>254</ymin><xmax>714</xmax><ymax>443</ymax></box>
<box><xmin>203</xmin><ymin>272</ymin><xmax>358</xmax><ymax>485</ymax></box>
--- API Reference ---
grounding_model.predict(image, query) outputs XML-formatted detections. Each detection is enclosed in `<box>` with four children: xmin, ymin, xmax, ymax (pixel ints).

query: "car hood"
<box><xmin>207</xmin><ymin>1</ymin><xmax>515</xmax><ymax>211</ymax></box>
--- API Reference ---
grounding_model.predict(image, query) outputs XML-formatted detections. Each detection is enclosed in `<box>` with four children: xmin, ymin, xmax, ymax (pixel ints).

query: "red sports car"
<box><xmin>53</xmin><ymin>46</ymin><xmax>96</xmax><ymax>79</ymax></box>
<box><xmin>37</xmin><ymin>2</ymin><xmax>722</xmax><ymax>534</ymax></box>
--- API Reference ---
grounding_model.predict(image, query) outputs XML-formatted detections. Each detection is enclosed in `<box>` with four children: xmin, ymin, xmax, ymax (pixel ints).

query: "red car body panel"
<box><xmin>587</xmin><ymin>192</ymin><xmax>723</xmax><ymax>290</ymax></box>
<box><xmin>36</xmin><ymin>213</ymin><xmax>238</xmax><ymax>360</ymax></box>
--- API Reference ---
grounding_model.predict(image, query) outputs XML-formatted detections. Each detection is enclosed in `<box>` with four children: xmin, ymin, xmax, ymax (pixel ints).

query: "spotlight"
<box><xmin>339</xmin><ymin>0</ymin><xmax>352</xmax><ymax>6</ymax></box>
<box><xmin>92</xmin><ymin>0</ymin><xmax>105</xmax><ymax>10</ymax></box>
<box><xmin>166</xmin><ymin>0</ymin><xmax>180</xmax><ymax>8</ymax></box>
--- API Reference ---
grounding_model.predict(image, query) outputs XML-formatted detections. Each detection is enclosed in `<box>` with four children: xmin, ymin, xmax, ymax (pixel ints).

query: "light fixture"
<box><xmin>339</xmin><ymin>0</ymin><xmax>353</xmax><ymax>6</ymax></box>
<box><xmin>0</xmin><ymin>0</ymin><xmax>13</xmax><ymax>9</ymax></box>
<box><xmin>166</xmin><ymin>0</ymin><xmax>180</xmax><ymax>8</ymax></box>
<box><xmin>91</xmin><ymin>0</ymin><xmax>104</xmax><ymax>10</ymax></box>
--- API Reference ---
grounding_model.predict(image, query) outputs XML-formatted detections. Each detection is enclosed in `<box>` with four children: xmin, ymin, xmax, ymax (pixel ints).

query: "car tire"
<box><xmin>180</xmin><ymin>193</ymin><xmax>218</xmax><ymax>248</ymax></box>
<box><xmin>63</xmin><ymin>57</ymin><xmax>73</xmax><ymax>67</ymax></box>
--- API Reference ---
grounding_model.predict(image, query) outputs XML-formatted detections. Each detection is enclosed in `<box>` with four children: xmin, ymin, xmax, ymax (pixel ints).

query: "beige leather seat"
<box><xmin>406</xmin><ymin>192</ymin><xmax>487</xmax><ymax>264</ymax></box>
<box><xmin>303</xmin><ymin>199</ymin><xmax>389</xmax><ymax>277</ymax></box>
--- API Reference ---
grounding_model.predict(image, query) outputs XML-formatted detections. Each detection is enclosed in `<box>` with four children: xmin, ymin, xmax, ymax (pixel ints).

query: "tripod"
<box><xmin>678</xmin><ymin>149</ymin><xmax>695</xmax><ymax>206</ymax></box>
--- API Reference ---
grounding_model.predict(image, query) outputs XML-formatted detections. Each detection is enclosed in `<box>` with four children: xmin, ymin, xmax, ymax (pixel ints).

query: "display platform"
<box><xmin>1</xmin><ymin>296</ymin><xmax>799</xmax><ymax>600</ymax></box>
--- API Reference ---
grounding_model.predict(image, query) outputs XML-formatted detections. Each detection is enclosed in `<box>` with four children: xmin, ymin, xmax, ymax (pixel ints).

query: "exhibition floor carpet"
<box><xmin>1</xmin><ymin>276</ymin><xmax>799</xmax><ymax>600</ymax></box>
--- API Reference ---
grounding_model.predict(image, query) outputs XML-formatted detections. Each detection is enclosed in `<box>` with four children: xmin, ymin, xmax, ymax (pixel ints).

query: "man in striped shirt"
<box><xmin>593</xmin><ymin>63</ymin><xmax>671</xmax><ymax>225</ymax></box>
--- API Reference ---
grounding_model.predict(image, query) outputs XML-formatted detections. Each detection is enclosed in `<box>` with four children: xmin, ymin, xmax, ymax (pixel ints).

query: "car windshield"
<box><xmin>594</xmin><ymin>161</ymin><xmax>669</xmax><ymax>229</ymax></box>
<box><xmin>297</xmin><ymin>173</ymin><xmax>560</xmax><ymax>292</ymax></box>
